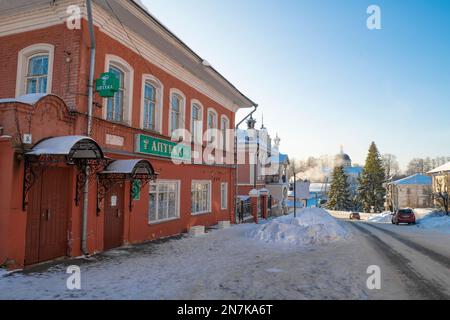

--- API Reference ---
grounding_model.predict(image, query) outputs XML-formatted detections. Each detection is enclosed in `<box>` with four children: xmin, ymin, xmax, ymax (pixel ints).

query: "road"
<box><xmin>343</xmin><ymin>219</ymin><xmax>450</xmax><ymax>300</ymax></box>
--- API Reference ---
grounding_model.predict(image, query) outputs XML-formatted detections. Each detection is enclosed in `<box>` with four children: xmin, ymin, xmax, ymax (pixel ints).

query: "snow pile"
<box><xmin>248</xmin><ymin>208</ymin><xmax>351</xmax><ymax>246</ymax></box>
<box><xmin>417</xmin><ymin>212</ymin><xmax>450</xmax><ymax>234</ymax></box>
<box><xmin>367</xmin><ymin>212</ymin><xmax>393</xmax><ymax>223</ymax></box>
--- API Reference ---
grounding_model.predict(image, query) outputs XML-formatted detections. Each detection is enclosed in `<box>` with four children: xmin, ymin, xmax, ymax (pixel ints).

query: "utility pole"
<box><xmin>294</xmin><ymin>169</ymin><xmax>297</xmax><ymax>218</ymax></box>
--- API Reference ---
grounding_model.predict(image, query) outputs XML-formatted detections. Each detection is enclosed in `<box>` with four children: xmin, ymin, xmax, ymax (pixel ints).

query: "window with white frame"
<box><xmin>16</xmin><ymin>43</ymin><xmax>54</xmax><ymax>97</ymax></box>
<box><xmin>104</xmin><ymin>55</ymin><xmax>133</xmax><ymax>125</ymax></box>
<box><xmin>107</xmin><ymin>65</ymin><xmax>125</xmax><ymax>122</ymax></box>
<box><xmin>220</xmin><ymin>116</ymin><xmax>229</xmax><ymax>151</ymax></box>
<box><xmin>191</xmin><ymin>102</ymin><xmax>203</xmax><ymax>144</ymax></box>
<box><xmin>191</xmin><ymin>180</ymin><xmax>211</xmax><ymax>215</ymax></box>
<box><xmin>141</xmin><ymin>75</ymin><xmax>163</xmax><ymax>133</ymax></box>
<box><xmin>143</xmin><ymin>81</ymin><xmax>156</xmax><ymax>130</ymax></box>
<box><xmin>149</xmin><ymin>181</ymin><xmax>180</xmax><ymax>223</ymax></box>
<box><xmin>169</xmin><ymin>91</ymin><xmax>186</xmax><ymax>137</ymax></box>
<box><xmin>221</xmin><ymin>182</ymin><xmax>228</xmax><ymax>210</ymax></box>
<box><xmin>207</xmin><ymin>109</ymin><xmax>218</xmax><ymax>144</ymax></box>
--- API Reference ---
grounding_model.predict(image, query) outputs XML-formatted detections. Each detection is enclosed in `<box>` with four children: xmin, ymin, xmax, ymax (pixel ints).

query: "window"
<box><xmin>169</xmin><ymin>90</ymin><xmax>186</xmax><ymax>136</ymax></box>
<box><xmin>191</xmin><ymin>101</ymin><xmax>203</xmax><ymax>144</ymax></box>
<box><xmin>220</xmin><ymin>115</ymin><xmax>229</xmax><ymax>150</ymax></box>
<box><xmin>149</xmin><ymin>181</ymin><xmax>180</xmax><ymax>223</ymax></box>
<box><xmin>16</xmin><ymin>43</ymin><xmax>54</xmax><ymax>96</ymax></box>
<box><xmin>221</xmin><ymin>182</ymin><xmax>228</xmax><ymax>210</ymax></box>
<box><xmin>191</xmin><ymin>181</ymin><xmax>211</xmax><ymax>215</ymax></box>
<box><xmin>104</xmin><ymin>55</ymin><xmax>134</xmax><ymax>125</ymax></box>
<box><xmin>107</xmin><ymin>65</ymin><xmax>125</xmax><ymax>122</ymax></box>
<box><xmin>207</xmin><ymin>109</ymin><xmax>218</xmax><ymax>144</ymax></box>
<box><xmin>141</xmin><ymin>75</ymin><xmax>163</xmax><ymax>133</ymax></box>
<box><xmin>143</xmin><ymin>81</ymin><xmax>156</xmax><ymax>130</ymax></box>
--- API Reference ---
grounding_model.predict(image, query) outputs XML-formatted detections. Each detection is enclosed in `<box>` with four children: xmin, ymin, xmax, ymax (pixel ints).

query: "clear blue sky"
<box><xmin>144</xmin><ymin>0</ymin><xmax>450</xmax><ymax>169</ymax></box>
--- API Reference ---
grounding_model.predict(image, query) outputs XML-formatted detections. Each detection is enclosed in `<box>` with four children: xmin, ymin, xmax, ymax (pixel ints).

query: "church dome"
<box><xmin>335</xmin><ymin>147</ymin><xmax>352</xmax><ymax>167</ymax></box>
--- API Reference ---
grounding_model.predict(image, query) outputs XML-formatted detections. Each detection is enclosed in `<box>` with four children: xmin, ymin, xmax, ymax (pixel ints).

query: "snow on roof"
<box><xmin>27</xmin><ymin>136</ymin><xmax>96</xmax><ymax>156</ymax></box>
<box><xmin>391</xmin><ymin>174</ymin><xmax>432</xmax><ymax>185</ymax></box>
<box><xmin>102</xmin><ymin>159</ymin><xmax>146</xmax><ymax>174</ymax></box>
<box><xmin>0</xmin><ymin>93</ymin><xmax>48</xmax><ymax>105</ymax></box>
<box><xmin>428</xmin><ymin>162</ymin><xmax>450</xmax><ymax>174</ymax></box>
<box><xmin>309</xmin><ymin>183</ymin><xmax>330</xmax><ymax>193</ymax></box>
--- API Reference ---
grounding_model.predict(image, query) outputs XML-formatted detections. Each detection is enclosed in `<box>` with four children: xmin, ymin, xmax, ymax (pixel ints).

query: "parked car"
<box><xmin>349</xmin><ymin>212</ymin><xmax>361</xmax><ymax>220</ymax></box>
<box><xmin>391</xmin><ymin>209</ymin><xmax>416</xmax><ymax>225</ymax></box>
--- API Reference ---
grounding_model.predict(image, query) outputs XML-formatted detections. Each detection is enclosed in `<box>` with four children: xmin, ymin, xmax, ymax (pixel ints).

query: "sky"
<box><xmin>143</xmin><ymin>0</ymin><xmax>450</xmax><ymax>169</ymax></box>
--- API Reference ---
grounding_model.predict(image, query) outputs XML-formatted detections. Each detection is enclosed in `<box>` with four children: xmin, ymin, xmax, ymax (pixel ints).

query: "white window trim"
<box><xmin>168</xmin><ymin>88</ymin><xmax>186</xmax><ymax>138</ymax></box>
<box><xmin>140</xmin><ymin>74</ymin><xmax>164</xmax><ymax>134</ymax></box>
<box><xmin>148</xmin><ymin>180</ymin><xmax>181</xmax><ymax>225</ymax></box>
<box><xmin>103</xmin><ymin>54</ymin><xmax>134</xmax><ymax>125</ymax></box>
<box><xmin>207</xmin><ymin>107</ymin><xmax>218</xmax><ymax>146</ymax></box>
<box><xmin>190</xmin><ymin>99</ymin><xmax>204</xmax><ymax>145</ymax></box>
<box><xmin>191</xmin><ymin>180</ymin><xmax>212</xmax><ymax>216</ymax></box>
<box><xmin>220</xmin><ymin>114</ymin><xmax>230</xmax><ymax>151</ymax></box>
<box><xmin>221</xmin><ymin>182</ymin><xmax>228</xmax><ymax>210</ymax></box>
<box><xmin>16</xmin><ymin>43</ymin><xmax>54</xmax><ymax>97</ymax></box>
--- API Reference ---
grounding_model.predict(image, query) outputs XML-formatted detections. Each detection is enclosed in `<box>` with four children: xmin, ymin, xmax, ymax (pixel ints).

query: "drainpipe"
<box><xmin>234</xmin><ymin>105</ymin><xmax>258</xmax><ymax>223</ymax></box>
<box><xmin>81</xmin><ymin>0</ymin><xmax>96</xmax><ymax>255</ymax></box>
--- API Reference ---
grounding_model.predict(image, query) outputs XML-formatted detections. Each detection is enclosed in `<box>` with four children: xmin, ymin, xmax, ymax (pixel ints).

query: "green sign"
<box><xmin>135</xmin><ymin>134</ymin><xmax>191</xmax><ymax>161</ymax></box>
<box><xmin>95</xmin><ymin>72</ymin><xmax>119</xmax><ymax>97</ymax></box>
<box><xmin>131</xmin><ymin>180</ymin><xmax>142</xmax><ymax>201</ymax></box>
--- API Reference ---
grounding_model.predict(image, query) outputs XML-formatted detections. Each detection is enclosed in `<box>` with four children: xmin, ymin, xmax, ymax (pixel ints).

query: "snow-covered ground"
<box><xmin>0</xmin><ymin>208</ymin><xmax>382</xmax><ymax>300</ymax></box>
<box><xmin>367</xmin><ymin>212</ymin><xmax>393</xmax><ymax>223</ymax></box>
<box><xmin>248</xmin><ymin>208</ymin><xmax>351</xmax><ymax>245</ymax></box>
<box><xmin>416</xmin><ymin>211</ymin><xmax>450</xmax><ymax>234</ymax></box>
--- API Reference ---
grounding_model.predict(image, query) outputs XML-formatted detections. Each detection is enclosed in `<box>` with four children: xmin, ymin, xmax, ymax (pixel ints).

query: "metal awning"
<box><xmin>27</xmin><ymin>136</ymin><xmax>104</xmax><ymax>161</ymax></box>
<box><xmin>101</xmin><ymin>159</ymin><xmax>155</xmax><ymax>177</ymax></box>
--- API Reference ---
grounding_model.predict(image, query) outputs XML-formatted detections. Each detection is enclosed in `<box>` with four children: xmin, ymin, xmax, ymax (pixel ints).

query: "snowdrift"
<box><xmin>248</xmin><ymin>208</ymin><xmax>351</xmax><ymax>246</ymax></box>
<box><xmin>367</xmin><ymin>212</ymin><xmax>393</xmax><ymax>223</ymax></box>
<box><xmin>417</xmin><ymin>211</ymin><xmax>450</xmax><ymax>234</ymax></box>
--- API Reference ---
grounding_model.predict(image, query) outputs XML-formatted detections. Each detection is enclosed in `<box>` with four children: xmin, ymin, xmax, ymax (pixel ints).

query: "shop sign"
<box><xmin>135</xmin><ymin>134</ymin><xmax>191</xmax><ymax>161</ymax></box>
<box><xmin>95</xmin><ymin>72</ymin><xmax>119</xmax><ymax>97</ymax></box>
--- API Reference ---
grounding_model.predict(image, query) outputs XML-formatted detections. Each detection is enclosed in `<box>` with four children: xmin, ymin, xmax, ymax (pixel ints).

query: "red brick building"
<box><xmin>0</xmin><ymin>0</ymin><xmax>256</xmax><ymax>269</ymax></box>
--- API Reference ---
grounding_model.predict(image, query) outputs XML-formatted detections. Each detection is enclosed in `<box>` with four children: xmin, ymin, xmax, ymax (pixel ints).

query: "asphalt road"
<box><xmin>345</xmin><ymin>220</ymin><xmax>450</xmax><ymax>300</ymax></box>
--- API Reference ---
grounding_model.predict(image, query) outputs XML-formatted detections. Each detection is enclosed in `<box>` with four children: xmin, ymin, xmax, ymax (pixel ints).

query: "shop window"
<box><xmin>221</xmin><ymin>182</ymin><xmax>228</xmax><ymax>210</ymax></box>
<box><xmin>191</xmin><ymin>180</ymin><xmax>212</xmax><ymax>215</ymax></box>
<box><xmin>141</xmin><ymin>75</ymin><xmax>163</xmax><ymax>133</ymax></box>
<box><xmin>191</xmin><ymin>100</ymin><xmax>203</xmax><ymax>144</ymax></box>
<box><xmin>104</xmin><ymin>55</ymin><xmax>134</xmax><ymax>125</ymax></box>
<box><xmin>148</xmin><ymin>181</ymin><xmax>180</xmax><ymax>224</ymax></box>
<box><xmin>16</xmin><ymin>43</ymin><xmax>54</xmax><ymax>96</ymax></box>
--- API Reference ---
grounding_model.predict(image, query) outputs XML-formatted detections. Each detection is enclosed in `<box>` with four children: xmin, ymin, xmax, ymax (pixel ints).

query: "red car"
<box><xmin>349</xmin><ymin>212</ymin><xmax>361</xmax><ymax>220</ymax></box>
<box><xmin>392</xmin><ymin>209</ymin><xmax>416</xmax><ymax>225</ymax></box>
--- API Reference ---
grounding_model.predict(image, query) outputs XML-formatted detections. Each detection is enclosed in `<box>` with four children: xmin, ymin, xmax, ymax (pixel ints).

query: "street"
<box><xmin>1</xmin><ymin>211</ymin><xmax>449</xmax><ymax>300</ymax></box>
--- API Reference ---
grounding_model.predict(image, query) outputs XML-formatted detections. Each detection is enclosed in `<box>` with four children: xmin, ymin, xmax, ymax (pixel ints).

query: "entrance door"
<box><xmin>25</xmin><ymin>167</ymin><xmax>70</xmax><ymax>265</ymax></box>
<box><xmin>103</xmin><ymin>182</ymin><xmax>125</xmax><ymax>250</ymax></box>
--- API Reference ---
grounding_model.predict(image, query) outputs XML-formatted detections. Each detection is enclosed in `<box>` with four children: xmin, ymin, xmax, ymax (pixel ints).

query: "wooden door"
<box><xmin>25</xmin><ymin>167</ymin><xmax>70</xmax><ymax>265</ymax></box>
<box><xmin>103</xmin><ymin>182</ymin><xmax>125</xmax><ymax>250</ymax></box>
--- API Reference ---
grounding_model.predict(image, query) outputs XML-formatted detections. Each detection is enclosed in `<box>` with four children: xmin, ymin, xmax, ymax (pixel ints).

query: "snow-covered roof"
<box><xmin>0</xmin><ymin>93</ymin><xmax>49</xmax><ymax>105</ymax></box>
<box><xmin>27</xmin><ymin>136</ymin><xmax>102</xmax><ymax>158</ymax></box>
<box><xmin>428</xmin><ymin>162</ymin><xmax>450</xmax><ymax>174</ymax></box>
<box><xmin>391</xmin><ymin>174</ymin><xmax>432</xmax><ymax>185</ymax></box>
<box><xmin>102</xmin><ymin>159</ymin><xmax>154</xmax><ymax>175</ymax></box>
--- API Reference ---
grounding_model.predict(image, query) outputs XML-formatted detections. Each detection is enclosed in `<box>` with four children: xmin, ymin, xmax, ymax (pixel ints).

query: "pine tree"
<box><xmin>357</xmin><ymin>142</ymin><xmax>386</xmax><ymax>213</ymax></box>
<box><xmin>327</xmin><ymin>165</ymin><xmax>353</xmax><ymax>211</ymax></box>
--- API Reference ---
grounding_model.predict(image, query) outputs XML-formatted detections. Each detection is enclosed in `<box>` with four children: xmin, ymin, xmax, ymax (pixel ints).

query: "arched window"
<box><xmin>104</xmin><ymin>55</ymin><xmax>134</xmax><ymax>125</ymax></box>
<box><xmin>141</xmin><ymin>75</ymin><xmax>163</xmax><ymax>133</ymax></box>
<box><xmin>207</xmin><ymin>108</ymin><xmax>218</xmax><ymax>145</ymax></box>
<box><xmin>16</xmin><ymin>43</ymin><xmax>54</xmax><ymax>96</ymax></box>
<box><xmin>220</xmin><ymin>115</ymin><xmax>230</xmax><ymax>150</ymax></box>
<box><xmin>191</xmin><ymin>100</ymin><xmax>203</xmax><ymax>144</ymax></box>
<box><xmin>169</xmin><ymin>89</ymin><xmax>186</xmax><ymax>136</ymax></box>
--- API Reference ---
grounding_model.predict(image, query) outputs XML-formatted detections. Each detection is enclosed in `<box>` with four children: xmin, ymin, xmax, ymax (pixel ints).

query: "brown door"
<box><xmin>103</xmin><ymin>182</ymin><xmax>125</xmax><ymax>250</ymax></box>
<box><xmin>25</xmin><ymin>167</ymin><xmax>70</xmax><ymax>265</ymax></box>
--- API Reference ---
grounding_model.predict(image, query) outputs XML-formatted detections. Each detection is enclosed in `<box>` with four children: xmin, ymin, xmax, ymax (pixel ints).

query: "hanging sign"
<box><xmin>95</xmin><ymin>72</ymin><xmax>119</xmax><ymax>97</ymax></box>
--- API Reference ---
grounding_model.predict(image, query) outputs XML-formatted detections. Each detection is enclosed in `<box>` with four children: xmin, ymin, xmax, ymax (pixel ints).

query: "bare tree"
<box><xmin>382</xmin><ymin>153</ymin><xmax>400</xmax><ymax>179</ymax></box>
<box><xmin>433</xmin><ymin>178</ymin><xmax>449</xmax><ymax>215</ymax></box>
